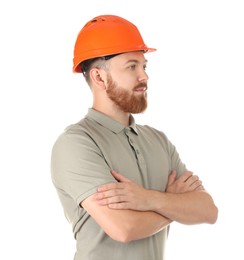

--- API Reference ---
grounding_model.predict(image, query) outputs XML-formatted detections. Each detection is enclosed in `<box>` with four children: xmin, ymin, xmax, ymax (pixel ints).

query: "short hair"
<box><xmin>80</xmin><ymin>54</ymin><xmax>120</xmax><ymax>84</ymax></box>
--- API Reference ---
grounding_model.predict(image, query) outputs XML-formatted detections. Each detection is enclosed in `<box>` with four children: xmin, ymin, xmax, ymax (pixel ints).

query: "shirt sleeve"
<box><xmin>51</xmin><ymin>129</ymin><xmax>117</xmax><ymax>205</ymax></box>
<box><xmin>168</xmin><ymin>139</ymin><xmax>188</xmax><ymax>177</ymax></box>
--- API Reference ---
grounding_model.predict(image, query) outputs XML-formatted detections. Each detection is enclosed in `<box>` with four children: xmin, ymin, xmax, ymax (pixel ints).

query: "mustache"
<box><xmin>133</xmin><ymin>83</ymin><xmax>148</xmax><ymax>91</ymax></box>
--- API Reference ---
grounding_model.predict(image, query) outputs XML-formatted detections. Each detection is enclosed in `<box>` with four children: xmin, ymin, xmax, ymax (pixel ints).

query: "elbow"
<box><xmin>209</xmin><ymin>205</ymin><xmax>218</xmax><ymax>224</ymax></box>
<box><xmin>201</xmin><ymin>192</ymin><xmax>219</xmax><ymax>224</ymax></box>
<box><xmin>206</xmin><ymin>204</ymin><xmax>218</xmax><ymax>224</ymax></box>
<box><xmin>115</xmin><ymin>233</ymin><xmax>132</xmax><ymax>243</ymax></box>
<box><xmin>108</xmin><ymin>229</ymin><xmax>133</xmax><ymax>243</ymax></box>
<box><xmin>106</xmin><ymin>223</ymin><xmax>136</xmax><ymax>243</ymax></box>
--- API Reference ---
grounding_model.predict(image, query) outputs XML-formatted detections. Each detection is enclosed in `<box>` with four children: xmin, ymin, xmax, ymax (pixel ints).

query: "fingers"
<box><xmin>97</xmin><ymin>182</ymin><xmax>124</xmax><ymax>192</ymax></box>
<box><xmin>179</xmin><ymin>171</ymin><xmax>193</xmax><ymax>182</ymax></box>
<box><xmin>97</xmin><ymin>170</ymin><xmax>130</xmax><ymax>192</ymax></box>
<box><xmin>189</xmin><ymin>178</ymin><xmax>204</xmax><ymax>191</ymax></box>
<box><xmin>96</xmin><ymin>171</ymin><xmax>149</xmax><ymax>211</ymax></box>
<box><xmin>167</xmin><ymin>170</ymin><xmax>205</xmax><ymax>193</ymax></box>
<box><xmin>98</xmin><ymin>197</ymin><xmax>130</xmax><ymax>209</ymax></box>
<box><xmin>111</xmin><ymin>170</ymin><xmax>131</xmax><ymax>183</ymax></box>
<box><xmin>96</xmin><ymin>192</ymin><xmax>127</xmax><ymax>207</ymax></box>
<box><xmin>95</xmin><ymin>182</ymin><xmax>133</xmax><ymax>209</ymax></box>
<box><xmin>108</xmin><ymin>202</ymin><xmax>129</xmax><ymax>209</ymax></box>
<box><xmin>97</xmin><ymin>183</ymin><xmax>124</xmax><ymax>197</ymax></box>
<box><xmin>96</xmin><ymin>170</ymin><xmax>132</xmax><ymax>207</ymax></box>
<box><xmin>185</xmin><ymin>174</ymin><xmax>204</xmax><ymax>191</ymax></box>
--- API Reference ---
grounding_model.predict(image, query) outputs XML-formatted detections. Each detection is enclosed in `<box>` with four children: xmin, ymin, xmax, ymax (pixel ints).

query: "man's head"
<box><xmin>73</xmin><ymin>15</ymin><xmax>155</xmax><ymax>114</ymax></box>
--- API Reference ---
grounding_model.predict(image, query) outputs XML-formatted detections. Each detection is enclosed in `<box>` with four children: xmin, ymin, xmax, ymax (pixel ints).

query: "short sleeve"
<box><xmin>168</xmin><ymin>139</ymin><xmax>188</xmax><ymax>177</ymax></box>
<box><xmin>51</xmin><ymin>130</ymin><xmax>116</xmax><ymax>205</ymax></box>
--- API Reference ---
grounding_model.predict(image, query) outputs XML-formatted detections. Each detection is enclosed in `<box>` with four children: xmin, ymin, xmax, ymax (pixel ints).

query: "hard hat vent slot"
<box><xmin>91</xmin><ymin>18</ymin><xmax>105</xmax><ymax>23</ymax></box>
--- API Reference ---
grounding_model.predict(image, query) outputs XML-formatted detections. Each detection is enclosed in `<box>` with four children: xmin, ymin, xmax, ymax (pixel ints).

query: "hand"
<box><xmin>166</xmin><ymin>170</ymin><xmax>204</xmax><ymax>193</ymax></box>
<box><xmin>95</xmin><ymin>170</ymin><xmax>153</xmax><ymax>211</ymax></box>
<box><xmin>95</xmin><ymin>170</ymin><xmax>204</xmax><ymax>211</ymax></box>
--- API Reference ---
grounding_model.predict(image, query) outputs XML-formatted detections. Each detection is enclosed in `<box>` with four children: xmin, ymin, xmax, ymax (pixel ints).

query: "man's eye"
<box><xmin>129</xmin><ymin>65</ymin><xmax>136</xmax><ymax>70</ymax></box>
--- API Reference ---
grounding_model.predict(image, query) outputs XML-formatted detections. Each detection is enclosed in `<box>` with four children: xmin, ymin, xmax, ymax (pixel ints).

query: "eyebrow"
<box><xmin>124</xmin><ymin>59</ymin><xmax>148</xmax><ymax>65</ymax></box>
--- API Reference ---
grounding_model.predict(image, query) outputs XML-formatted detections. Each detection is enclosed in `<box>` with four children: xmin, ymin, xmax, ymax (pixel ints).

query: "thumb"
<box><xmin>167</xmin><ymin>170</ymin><xmax>177</xmax><ymax>186</ymax></box>
<box><xmin>111</xmin><ymin>170</ymin><xmax>131</xmax><ymax>183</ymax></box>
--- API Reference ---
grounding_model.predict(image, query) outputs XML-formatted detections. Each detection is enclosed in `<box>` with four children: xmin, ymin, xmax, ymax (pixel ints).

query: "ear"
<box><xmin>90</xmin><ymin>68</ymin><xmax>106</xmax><ymax>89</ymax></box>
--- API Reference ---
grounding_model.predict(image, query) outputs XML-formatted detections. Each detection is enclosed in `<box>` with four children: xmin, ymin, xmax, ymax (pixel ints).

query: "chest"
<box><xmin>94</xmin><ymin>129</ymin><xmax>171</xmax><ymax>191</ymax></box>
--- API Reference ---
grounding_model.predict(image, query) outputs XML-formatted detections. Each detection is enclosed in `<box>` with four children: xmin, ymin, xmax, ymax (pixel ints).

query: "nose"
<box><xmin>138</xmin><ymin>69</ymin><xmax>149</xmax><ymax>83</ymax></box>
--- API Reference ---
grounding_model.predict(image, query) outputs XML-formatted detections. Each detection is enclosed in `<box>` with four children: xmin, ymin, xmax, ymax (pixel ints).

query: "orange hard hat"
<box><xmin>73</xmin><ymin>14</ymin><xmax>156</xmax><ymax>73</ymax></box>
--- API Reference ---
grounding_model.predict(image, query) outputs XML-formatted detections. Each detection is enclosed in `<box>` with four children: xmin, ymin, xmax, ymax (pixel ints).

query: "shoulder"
<box><xmin>136</xmin><ymin>124</ymin><xmax>169</xmax><ymax>141</ymax></box>
<box><xmin>51</xmin><ymin>118</ymin><xmax>99</xmax><ymax>156</ymax></box>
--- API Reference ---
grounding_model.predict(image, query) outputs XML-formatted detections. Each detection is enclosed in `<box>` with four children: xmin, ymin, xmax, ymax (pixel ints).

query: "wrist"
<box><xmin>147</xmin><ymin>190</ymin><xmax>165</xmax><ymax>213</ymax></box>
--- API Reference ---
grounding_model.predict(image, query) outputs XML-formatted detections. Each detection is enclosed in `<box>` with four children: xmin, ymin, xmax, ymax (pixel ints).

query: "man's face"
<box><xmin>105</xmin><ymin>52</ymin><xmax>149</xmax><ymax>114</ymax></box>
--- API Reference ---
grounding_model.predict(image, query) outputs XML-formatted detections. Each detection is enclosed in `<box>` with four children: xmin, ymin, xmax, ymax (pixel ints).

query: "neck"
<box><xmin>92</xmin><ymin>102</ymin><xmax>130</xmax><ymax>127</ymax></box>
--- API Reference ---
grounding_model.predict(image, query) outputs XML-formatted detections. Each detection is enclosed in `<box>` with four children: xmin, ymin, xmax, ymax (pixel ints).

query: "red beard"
<box><xmin>106</xmin><ymin>74</ymin><xmax>148</xmax><ymax>114</ymax></box>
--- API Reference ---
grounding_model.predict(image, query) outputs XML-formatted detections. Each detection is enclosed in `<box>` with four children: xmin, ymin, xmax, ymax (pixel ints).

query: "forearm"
<box><xmin>96</xmin><ymin>170</ymin><xmax>218</xmax><ymax>226</ymax></box>
<box><xmin>82</xmin><ymin>194</ymin><xmax>171</xmax><ymax>243</ymax></box>
<box><xmin>121</xmin><ymin>210</ymin><xmax>172</xmax><ymax>242</ymax></box>
<box><xmin>152</xmin><ymin>190</ymin><xmax>218</xmax><ymax>224</ymax></box>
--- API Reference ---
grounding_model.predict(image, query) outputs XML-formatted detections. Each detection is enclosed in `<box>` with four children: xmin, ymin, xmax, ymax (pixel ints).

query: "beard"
<box><xmin>106</xmin><ymin>74</ymin><xmax>148</xmax><ymax>114</ymax></box>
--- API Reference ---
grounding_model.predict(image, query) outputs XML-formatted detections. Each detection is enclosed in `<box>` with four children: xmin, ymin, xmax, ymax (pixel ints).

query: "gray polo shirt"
<box><xmin>51</xmin><ymin>108</ymin><xmax>187</xmax><ymax>260</ymax></box>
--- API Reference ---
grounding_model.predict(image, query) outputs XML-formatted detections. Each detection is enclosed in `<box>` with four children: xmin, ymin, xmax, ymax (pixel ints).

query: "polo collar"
<box><xmin>86</xmin><ymin>108</ymin><xmax>138</xmax><ymax>135</ymax></box>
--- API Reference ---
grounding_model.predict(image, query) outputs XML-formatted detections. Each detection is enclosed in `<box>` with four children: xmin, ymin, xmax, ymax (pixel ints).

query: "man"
<box><xmin>51</xmin><ymin>14</ymin><xmax>218</xmax><ymax>260</ymax></box>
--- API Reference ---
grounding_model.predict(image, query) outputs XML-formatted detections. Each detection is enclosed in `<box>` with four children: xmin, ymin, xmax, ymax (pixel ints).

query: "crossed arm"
<box><xmin>81</xmin><ymin>170</ymin><xmax>218</xmax><ymax>242</ymax></box>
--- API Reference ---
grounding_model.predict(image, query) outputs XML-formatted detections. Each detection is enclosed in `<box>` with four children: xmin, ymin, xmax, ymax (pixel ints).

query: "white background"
<box><xmin>0</xmin><ymin>0</ymin><xmax>243</xmax><ymax>259</ymax></box>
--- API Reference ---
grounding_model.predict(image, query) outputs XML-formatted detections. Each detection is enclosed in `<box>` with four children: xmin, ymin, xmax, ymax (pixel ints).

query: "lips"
<box><xmin>136</xmin><ymin>87</ymin><xmax>147</xmax><ymax>91</ymax></box>
<box><xmin>134</xmin><ymin>85</ymin><xmax>147</xmax><ymax>92</ymax></box>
